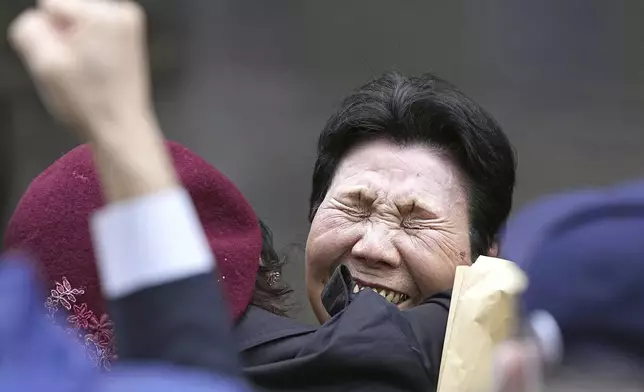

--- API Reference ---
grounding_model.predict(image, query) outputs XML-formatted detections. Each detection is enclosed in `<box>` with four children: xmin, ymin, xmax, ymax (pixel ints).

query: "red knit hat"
<box><xmin>3</xmin><ymin>141</ymin><xmax>261</xmax><ymax>370</ymax></box>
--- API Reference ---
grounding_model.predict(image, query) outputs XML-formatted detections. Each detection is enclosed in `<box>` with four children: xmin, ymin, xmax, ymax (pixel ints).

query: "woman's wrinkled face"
<box><xmin>306</xmin><ymin>139</ymin><xmax>472</xmax><ymax>323</ymax></box>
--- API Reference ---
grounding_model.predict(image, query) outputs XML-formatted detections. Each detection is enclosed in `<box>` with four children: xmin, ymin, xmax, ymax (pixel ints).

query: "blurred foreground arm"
<box><xmin>9</xmin><ymin>0</ymin><xmax>174</xmax><ymax>201</ymax></box>
<box><xmin>9</xmin><ymin>0</ymin><xmax>243</xmax><ymax>380</ymax></box>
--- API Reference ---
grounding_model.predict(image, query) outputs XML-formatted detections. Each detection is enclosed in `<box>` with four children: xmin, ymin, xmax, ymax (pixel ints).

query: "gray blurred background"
<box><xmin>1</xmin><ymin>1</ymin><xmax>643</xmax><ymax>324</ymax></box>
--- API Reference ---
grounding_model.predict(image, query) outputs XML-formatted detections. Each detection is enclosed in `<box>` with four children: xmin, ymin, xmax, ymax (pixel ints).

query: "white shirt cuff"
<box><xmin>90</xmin><ymin>188</ymin><xmax>214</xmax><ymax>299</ymax></box>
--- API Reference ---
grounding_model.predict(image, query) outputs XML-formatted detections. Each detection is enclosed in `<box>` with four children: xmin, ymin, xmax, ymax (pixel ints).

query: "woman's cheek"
<box><xmin>313</xmin><ymin>209</ymin><xmax>361</xmax><ymax>238</ymax></box>
<box><xmin>308</xmin><ymin>211</ymin><xmax>361</xmax><ymax>261</ymax></box>
<box><xmin>399</xmin><ymin>232</ymin><xmax>462</xmax><ymax>296</ymax></box>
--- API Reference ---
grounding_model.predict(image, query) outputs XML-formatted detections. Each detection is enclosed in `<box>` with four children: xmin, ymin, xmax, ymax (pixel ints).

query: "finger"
<box><xmin>38</xmin><ymin>0</ymin><xmax>87</xmax><ymax>20</ymax></box>
<box><xmin>8</xmin><ymin>9</ymin><xmax>46</xmax><ymax>61</ymax></box>
<box><xmin>494</xmin><ymin>341</ymin><xmax>546</xmax><ymax>392</ymax></box>
<box><xmin>8</xmin><ymin>9</ymin><xmax>70</xmax><ymax>80</ymax></box>
<box><xmin>39</xmin><ymin>0</ymin><xmax>129</xmax><ymax>19</ymax></box>
<box><xmin>38</xmin><ymin>0</ymin><xmax>116</xmax><ymax>27</ymax></box>
<box><xmin>39</xmin><ymin>0</ymin><xmax>144</xmax><ymax>32</ymax></box>
<box><xmin>493</xmin><ymin>342</ymin><xmax>527</xmax><ymax>392</ymax></box>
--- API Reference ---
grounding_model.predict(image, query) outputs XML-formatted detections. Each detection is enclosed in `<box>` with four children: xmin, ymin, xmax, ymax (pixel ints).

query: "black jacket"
<box><xmin>110</xmin><ymin>267</ymin><xmax>450</xmax><ymax>391</ymax></box>
<box><xmin>238</xmin><ymin>265</ymin><xmax>450</xmax><ymax>391</ymax></box>
<box><xmin>108</xmin><ymin>273</ymin><xmax>243</xmax><ymax>380</ymax></box>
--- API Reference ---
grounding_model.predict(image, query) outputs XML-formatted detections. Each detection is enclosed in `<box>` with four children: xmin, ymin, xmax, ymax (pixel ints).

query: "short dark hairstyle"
<box><xmin>308</xmin><ymin>72</ymin><xmax>516</xmax><ymax>257</ymax></box>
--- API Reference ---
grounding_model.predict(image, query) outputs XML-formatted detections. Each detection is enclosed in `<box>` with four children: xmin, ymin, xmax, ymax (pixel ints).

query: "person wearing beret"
<box><xmin>4</xmin><ymin>140</ymin><xmax>262</xmax><ymax>372</ymax></box>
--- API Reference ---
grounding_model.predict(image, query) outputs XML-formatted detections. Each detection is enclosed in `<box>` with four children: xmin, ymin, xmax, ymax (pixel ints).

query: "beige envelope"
<box><xmin>437</xmin><ymin>256</ymin><xmax>527</xmax><ymax>392</ymax></box>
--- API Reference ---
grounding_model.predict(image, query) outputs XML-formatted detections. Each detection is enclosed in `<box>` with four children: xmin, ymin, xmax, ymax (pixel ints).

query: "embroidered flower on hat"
<box><xmin>45</xmin><ymin>276</ymin><xmax>117</xmax><ymax>370</ymax></box>
<box><xmin>45</xmin><ymin>277</ymin><xmax>84</xmax><ymax>314</ymax></box>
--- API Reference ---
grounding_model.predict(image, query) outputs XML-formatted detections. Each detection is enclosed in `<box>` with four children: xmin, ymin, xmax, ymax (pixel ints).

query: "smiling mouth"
<box><xmin>352</xmin><ymin>281</ymin><xmax>409</xmax><ymax>305</ymax></box>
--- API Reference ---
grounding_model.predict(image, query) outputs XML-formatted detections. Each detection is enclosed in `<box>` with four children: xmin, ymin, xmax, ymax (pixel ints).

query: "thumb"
<box><xmin>8</xmin><ymin>9</ymin><xmax>72</xmax><ymax>82</ymax></box>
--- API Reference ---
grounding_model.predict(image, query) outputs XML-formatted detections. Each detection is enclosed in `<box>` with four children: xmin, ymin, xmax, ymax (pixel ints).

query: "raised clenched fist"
<box><xmin>8</xmin><ymin>0</ymin><xmax>152</xmax><ymax>140</ymax></box>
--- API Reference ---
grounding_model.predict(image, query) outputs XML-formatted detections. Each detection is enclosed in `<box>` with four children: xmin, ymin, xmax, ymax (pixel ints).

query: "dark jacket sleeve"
<box><xmin>401</xmin><ymin>291</ymin><xmax>451</xmax><ymax>384</ymax></box>
<box><xmin>240</xmin><ymin>291</ymin><xmax>448</xmax><ymax>392</ymax></box>
<box><xmin>107</xmin><ymin>272</ymin><xmax>242</xmax><ymax>379</ymax></box>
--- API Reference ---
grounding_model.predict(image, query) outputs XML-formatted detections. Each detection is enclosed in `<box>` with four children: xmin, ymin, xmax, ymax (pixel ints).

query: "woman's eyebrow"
<box><xmin>337</xmin><ymin>186</ymin><xmax>373</xmax><ymax>201</ymax></box>
<box><xmin>395</xmin><ymin>198</ymin><xmax>439</xmax><ymax>218</ymax></box>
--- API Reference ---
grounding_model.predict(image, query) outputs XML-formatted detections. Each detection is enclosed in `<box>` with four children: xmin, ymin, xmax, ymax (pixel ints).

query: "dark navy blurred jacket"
<box><xmin>501</xmin><ymin>180</ymin><xmax>644</xmax><ymax>363</ymax></box>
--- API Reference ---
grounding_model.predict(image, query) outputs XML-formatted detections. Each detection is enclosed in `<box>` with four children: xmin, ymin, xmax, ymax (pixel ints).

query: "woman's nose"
<box><xmin>351</xmin><ymin>222</ymin><xmax>401</xmax><ymax>268</ymax></box>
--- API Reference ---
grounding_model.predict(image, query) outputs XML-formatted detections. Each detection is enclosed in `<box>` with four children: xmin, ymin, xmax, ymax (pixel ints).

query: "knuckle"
<box><xmin>8</xmin><ymin>10</ymin><xmax>38</xmax><ymax>50</ymax></box>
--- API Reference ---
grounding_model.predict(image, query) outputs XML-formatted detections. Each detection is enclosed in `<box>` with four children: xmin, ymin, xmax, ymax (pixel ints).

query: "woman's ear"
<box><xmin>487</xmin><ymin>241</ymin><xmax>499</xmax><ymax>257</ymax></box>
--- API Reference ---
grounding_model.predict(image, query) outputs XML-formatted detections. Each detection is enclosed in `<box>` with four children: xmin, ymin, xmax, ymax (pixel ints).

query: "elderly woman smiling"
<box><xmin>305</xmin><ymin>72</ymin><xmax>516</xmax><ymax>322</ymax></box>
<box><xmin>233</xmin><ymin>72</ymin><xmax>517</xmax><ymax>391</ymax></box>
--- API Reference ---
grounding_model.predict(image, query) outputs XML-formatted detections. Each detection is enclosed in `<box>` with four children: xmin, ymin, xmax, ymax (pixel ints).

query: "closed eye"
<box><xmin>344</xmin><ymin>205</ymin><xmax>369</xmax><ymax>218</ymax></box>
<box><xmin>411</xmin><ymin>209</ymin><xmax>439</xmax><ymax>221</ymax></box>
<box><xmin>332</xmin><ymin>188</ymin><xmax>375</xmax><ymax>217</ymax></box>
<box><xmin>330</xmin><ymin>198</ymin><xmax>369</xmax><ymax>218</ymax></box>
<box><xmin>401</xmin><ymin>218</ymin><xmax>426</xmax><ymax>230</ymax></box>
<box><xmin>397</xmin><ymin>201</ymin><xmax>439</xmax><ymax>222</ymax></box>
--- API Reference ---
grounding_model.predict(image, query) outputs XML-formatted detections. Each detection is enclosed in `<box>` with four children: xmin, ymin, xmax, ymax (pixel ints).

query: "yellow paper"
<box><xmin>437</xmin><ymin>256</ymin><xmax>527</xmax><ymax>392</ymax></box>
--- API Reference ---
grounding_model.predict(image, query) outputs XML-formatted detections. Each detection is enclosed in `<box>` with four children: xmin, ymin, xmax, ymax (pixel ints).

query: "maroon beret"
<box><xmin>3</xmin><ymin>141</ymin><xmax>261</xmax><ymax>369</ymax></box>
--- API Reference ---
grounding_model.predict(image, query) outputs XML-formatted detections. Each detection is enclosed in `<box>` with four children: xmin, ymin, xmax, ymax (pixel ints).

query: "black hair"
<box><xmin>250</xmin><ymin>219</ymin><xmax>296</xmax><ymax>317</ymax></box>
<box><xmin>308</xmin><ymin>72</ymin><xmax>516</xmax><ymax>257</ymax></box>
